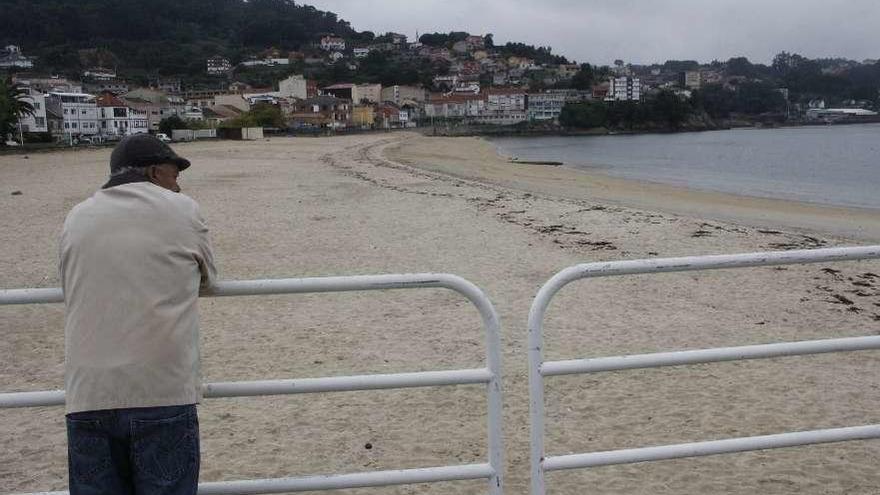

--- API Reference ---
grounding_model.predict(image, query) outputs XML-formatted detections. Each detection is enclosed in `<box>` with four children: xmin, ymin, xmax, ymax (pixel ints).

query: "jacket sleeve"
<box><xmin>191</xmin><ymin>202</ymin><xmax>218</xmax><ymax>293</ymax></box>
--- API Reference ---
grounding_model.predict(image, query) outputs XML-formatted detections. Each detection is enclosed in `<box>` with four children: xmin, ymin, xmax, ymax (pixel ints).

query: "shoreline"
<box><xmin>386</xmin><ymin>134</ymin><xmax>880</xmax><ymax>242</ymax></box>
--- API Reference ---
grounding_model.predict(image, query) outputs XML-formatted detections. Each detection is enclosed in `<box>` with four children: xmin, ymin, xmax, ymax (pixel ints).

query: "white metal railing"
<box><xmin>527</xmin><ymin>245</ymin><xmax>880</xmax><ymax>495</ymax></box>
<box><xmin>0</xmin><ymin>273</ymin><xmax>504</xmax><ymax>495</ymax></box>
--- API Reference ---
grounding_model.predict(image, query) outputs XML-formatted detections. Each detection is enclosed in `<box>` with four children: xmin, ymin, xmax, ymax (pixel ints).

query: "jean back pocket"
<box><xmin>132</xmin><ymin>408</ymin><xmax>199</xmax><ymax>486</ymax></box>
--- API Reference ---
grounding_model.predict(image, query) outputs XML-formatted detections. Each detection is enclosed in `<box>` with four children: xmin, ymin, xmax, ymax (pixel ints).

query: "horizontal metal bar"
<box><xmin>541</xmin><ymin>335</ymin><xmax>880</xmax><ymax>376</ymax></box>
<box><xmin>0</xmin><ymin>287</ymin><xmax>62</xmax><ymax>305</ymax></box>
<box><xmin>0</xmin><ymin>369</ymin><xmax>492</xmax><ymax>409</ymax></box>
<box><xmin>198</xmin><ymin>463</ymin><xmax>494</xmax><ymax>494</ymax></box>
<box><xmin>13</xmin><ymin>463</ymin><xmax>494</xmax><ymax>495</ymax></box>
<box><xmin>203</xmin><ymin>368</ymin><xmax>493</xmax><ymax>397</ymax></box>
<box><xmin>0</xmin><ymin>273</ymin><xmax>481</xmax><ymax>306</ymax></box>
<box><xmin>543</xmin><ymin>424</ymin><xmax>880</xmax><ymax>471</ymax></box>
<box><xmin>0</xmin><ymin>389</ymin><xmax>65</xmax><ymax>408</ymax></box>
<box><xmin>560</xmin><ymin>245</ymin><xmax>880</xmax><ymax>282</ymax></box>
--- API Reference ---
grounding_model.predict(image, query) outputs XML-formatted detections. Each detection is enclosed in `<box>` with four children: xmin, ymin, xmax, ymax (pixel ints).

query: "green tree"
<box><xmin>649</xmin><ymin>90</ymin><xmax>691</xmax><ymax>128</ymax></box>
<box><xmin>725</xmin><ymin>57</ymin><xmax>757</xmax><ymax>77</ymax></box>
<box><xmin>0</xmin><ymin>77</ymin><xmax>35</xmax><ymax>145</ymax></box>
<box><xmin>570</xmin><ymin>63</ymin><xmax>594</xmax><ymax>90</ymax></box>
<box><xmin>158</xmin><ymin>114</ymin><xmax>186</xmax><ymax>136</ymax></box>
<box><xmin>559</xmin><ymin>101</ymin><xmax>608</xmax><ymax>128</ymax></box>
<box><xmin>225</xmin><ymin>103</ymin><xmax>286</xmax><ymax>128</ymax></box>
<box><xmin>739</xmin><ymin>82</ymin><xmax>786</xmax><ymax>114</ymax></box>
<box><xmin>692</xmin><ymin>83</ymin><xmax>735</xmax><ymax>118</ymax></box>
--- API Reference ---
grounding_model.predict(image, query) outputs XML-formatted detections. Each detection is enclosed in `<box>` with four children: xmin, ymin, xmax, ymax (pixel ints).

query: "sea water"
<box><xmin>492</xmin><ymin>124</ymin><xmax>880</xmax><ymax>210</ymax></box>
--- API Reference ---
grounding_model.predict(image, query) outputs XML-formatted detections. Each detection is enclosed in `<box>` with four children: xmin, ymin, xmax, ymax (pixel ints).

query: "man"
<box><xmin>60</xmin><ymin>134</ymin><xmax>216</xmax><ymax>495</ymax></box>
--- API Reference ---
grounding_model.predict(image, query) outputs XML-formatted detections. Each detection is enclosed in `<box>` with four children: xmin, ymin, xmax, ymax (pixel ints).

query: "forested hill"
<box><xmin>0</xmin><ymin>0</ymin><xmax>356</xmax><ymax>76</ymax></box>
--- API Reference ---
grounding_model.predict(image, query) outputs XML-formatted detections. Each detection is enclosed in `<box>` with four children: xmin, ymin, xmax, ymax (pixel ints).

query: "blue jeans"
<box><xmin>66</xmin><ymin>404</ymin><xmax>199</xmax><ymax>495</ymax></box>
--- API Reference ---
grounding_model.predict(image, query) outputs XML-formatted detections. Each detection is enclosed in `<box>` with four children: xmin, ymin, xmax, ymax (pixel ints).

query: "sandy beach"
<box><xmin>2</xmin><ymin>133</ymin><xmax>879</xmax><ymax>494</ymax></box>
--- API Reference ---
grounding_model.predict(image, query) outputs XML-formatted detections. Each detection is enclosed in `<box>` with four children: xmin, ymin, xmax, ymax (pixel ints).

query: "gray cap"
<box><xmin>109</xmin><ymin>134</ymin><xmax>191</xmax><ymax>173</ymax></box>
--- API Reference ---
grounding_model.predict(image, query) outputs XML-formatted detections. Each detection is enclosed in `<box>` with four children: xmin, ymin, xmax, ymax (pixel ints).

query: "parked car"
<box><xmin>155</xmin><ymin>133</ymin><xmax>171</xmax><ymax>143</ymax></box>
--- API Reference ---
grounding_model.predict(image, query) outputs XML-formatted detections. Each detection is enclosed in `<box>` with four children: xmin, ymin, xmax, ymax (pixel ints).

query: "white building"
<box><xmin>241</xmin><ymin>57</ymin><xmax>289</xmax><ymax>68</ymax></box>
<box><xmin>380</xmin><ymin>85</ymin><xmax>426</xmax><ymax>105</ymax></box>
<box><xmin>681</xmin><ymin>71</ymin><xmax>701</xmax><ymax>89</ymax></box>
<box><xmin>608</xmin><ymin>77</ymin><xmax>641</xmax><ymax>101</ymax></box>
<box><xmin>806</xmin><ymin>107</ymin><xmax>879</xmax><ymax>121</ymax></box>
<box><xmin>17</xmin><ymin>88</ymin><xmax>48</xmax><ymax>133</ymax></box>
<box><xmin>12</xmin><ymin>75</ymin><xmax>81</xmax><ymax>93</ymax></box>
<box><xmin>528</xmin><ymin>92</ymin><xmax>567</xmax><ymax>121</ymax></box>
<box><xmin>432</xmin><ymin>74</ymin><xmax>458</xmax><ymax>89</ymax></box>
<box><xmin>96</xmin><ymin>93</ymin><xmax>148</xmax><ymax>138</ymax></box>
<box><xmin>353</xmin><ymin>48</ymin><xmax>371</xmax><ymax>58</ymax></box>
<box><xmin>355</xmin><ymin>84</ymin><xmax>382</xmax><ymax>104</ymax></box>
<box><xmin>207</xmin><ymin>56</ymin><xmax>232</xmax><ymax>75</ymax></box>
<box><xmin>320</xmin><ymin>36</ymin><xmax>346</xmax><ymax>51</ymax></box>
<box><xmin>84</xmin><ymin>67</ymin><xmax>117</xmax><ymax>80</ymax></box>
<box><xmin>278</xmin><ymin>74</ymin><xmax>309</xmax><ymax>99</ymax></box>
<box><xmin>424</xmin><ymin>95</ymin><xmax>485</xmax><ymax>119</ymax></box>
<box><xmin>0</xmin><ymin>45</ymin><xmax>35</xmax><ymax>69</ymax></box>
<box><xmin>452</xmin><ymin>82</ymin><xmax>480</xmax><ymax>95</ymax></box>
<box><xmin>479</xmin><ymin>91</ymin><xmax>528</xmax><ymax>125</ymax></box>
<box><xmin>46</xmin><ymin>92</ymin><xmax>99</xmax><ymax>137</ymax></box>
<box><xmin>121</xmin><ymin>88</ymin><xmax>173</xmax><ymax>132</ymax></box>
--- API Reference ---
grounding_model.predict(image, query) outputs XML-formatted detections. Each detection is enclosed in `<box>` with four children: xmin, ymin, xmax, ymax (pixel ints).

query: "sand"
<box><xmin>1</xmin><ymin>133</ymin><xmax>879</xmax><ymax>495</ymax></box>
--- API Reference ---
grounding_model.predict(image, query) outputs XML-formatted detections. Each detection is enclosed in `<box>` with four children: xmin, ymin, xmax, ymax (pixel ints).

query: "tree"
<box><xmin>158</xmin><ymin>114</ymin><xmax>186</xmax><ymax>136</ymax></box>
<box><xmin>733</xmin><ymin>81</ymin><xmax>787</xmax><ymax>114</ymax></box>
<box><xmin>725</xmin><ymin>57</ymin><xmax>756</xmax><ymax>77</ymax></box>
<box><xmin>570</xmin><ymin>63</ymin><xmax>594</xmax><ymax>90</ymax></box>
<box><xmin>662</xmin><ymin>59</ymin><xmax>700</xmax><ymax>73</ymax></box>
<box><xmin>559</xmin><ymin>101</ymin><xmax>607</xmax><ymax>128</ymax></box>
<box><xmin>225</xmin><ymin>103</ymin><xmax>286</xmax><ymax>128</ymax></box>
<box><xmin>692</xmin><ymin>83</ymin><xmax>735</xmax><ymax>118</ymax></box>
<box><xmin>0</xmin><ymin>77</ymin><xmax>35</xmax><ymax>145</ymax></box>
<box><xmin>649</xmin><ymin>90</ymin><xmax>691</xmax><ymax>128</ymax></box>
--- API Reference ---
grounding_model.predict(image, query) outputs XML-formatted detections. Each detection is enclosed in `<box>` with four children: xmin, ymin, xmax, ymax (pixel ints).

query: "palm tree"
<box><xmin>0</xmin><ymin>77</ymin><xmax>35</xmax><ymax>146</ymax></box>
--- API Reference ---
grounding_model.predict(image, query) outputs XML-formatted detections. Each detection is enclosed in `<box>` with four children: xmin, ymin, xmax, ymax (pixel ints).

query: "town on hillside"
<box><xmin>2</xmin><ymin>30</ymin><xmax>880</xmax><ymax>145</ymax></box>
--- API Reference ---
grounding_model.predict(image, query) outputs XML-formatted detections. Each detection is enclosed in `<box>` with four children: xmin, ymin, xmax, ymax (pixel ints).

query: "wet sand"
<box><xmin>388</xmin><ymin>135</ymin><xmax>880</xmax><ymax>242</ymax></box>
<box><xmin>1</xmin><ymin>134</ymin><xmax>879</xmax><ymax>494</ymax></box>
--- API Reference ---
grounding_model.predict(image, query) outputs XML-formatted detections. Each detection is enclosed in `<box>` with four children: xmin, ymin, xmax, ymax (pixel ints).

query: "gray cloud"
<box><xmin>305</xmin><ymin>0</ymin><xmax>880</xmax><ymax>65</ymax></box>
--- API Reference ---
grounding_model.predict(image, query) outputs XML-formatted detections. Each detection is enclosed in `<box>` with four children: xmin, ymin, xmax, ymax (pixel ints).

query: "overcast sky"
<box><xmin>304</xmin><ymin>0</ymin><xmax>880</xmax><ymax>66</ymax></box>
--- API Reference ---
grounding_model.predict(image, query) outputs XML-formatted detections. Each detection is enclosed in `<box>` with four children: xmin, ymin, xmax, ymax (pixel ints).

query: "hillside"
<box><xmin>0</xmin><ymin>0</ymin><xmax>355</xmax><ymax>79</ymax></box>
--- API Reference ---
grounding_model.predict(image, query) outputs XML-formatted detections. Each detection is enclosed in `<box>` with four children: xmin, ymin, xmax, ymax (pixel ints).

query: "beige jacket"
<box><xmin>60</xmin><ymin>182</ymin><xmax>216</xmax><ymax>414</ymax></box>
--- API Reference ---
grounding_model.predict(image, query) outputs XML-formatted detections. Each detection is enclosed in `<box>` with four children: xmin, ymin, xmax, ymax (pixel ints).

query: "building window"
<box><xmin>64</xmin><ymin>122</ymin><xmax>69</xmax><ymax>129</ymax></box>
<box><xmin>63</xmin><ymin>108</ymin><xmax>68</xmax><ymax>114</ymax></box>
<box><xmin>72</xmin><ymin>122</ymin><xmax>78</xmax><ymax>128</ymax></box>
<box><xmin>33</xmin><ymin>102</ymin><xmax>41</xmax><ymax>110</ymax></box>
<box><xmin>82</xmin><ymin>109</ymin><xmax>87</xmax><ymax>115</ymax></box>
<box><xmin>35</xmin><ymin>117</ymin><xmax>45</xmax><ymax>126</ymax></box>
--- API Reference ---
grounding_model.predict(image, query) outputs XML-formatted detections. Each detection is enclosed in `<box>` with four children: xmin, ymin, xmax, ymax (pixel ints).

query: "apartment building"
<box><xmin>96</xmin><ymin>93</ymin><xmax>149</xmax><ymax>138</ymax></box>
<box><xmin>46</xmin><ymin>92</ymin><xmax>99</xmax><ymax>137</ymax></box>
<box><xmin>17</xmin><ymin>88</ymin><xmax>48</xmax><ymax>133</ymax></box>
<box><xmin>608</xmin><ymin>76</ymin><xmax>641</xmax><ymax>101</ymax></box>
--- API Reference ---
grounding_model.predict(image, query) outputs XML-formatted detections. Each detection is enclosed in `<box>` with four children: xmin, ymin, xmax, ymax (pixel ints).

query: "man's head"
<box><xmin>106</xmin><ymin>134</ymin><xmax>191</xmax><ymax>192</ymax></box>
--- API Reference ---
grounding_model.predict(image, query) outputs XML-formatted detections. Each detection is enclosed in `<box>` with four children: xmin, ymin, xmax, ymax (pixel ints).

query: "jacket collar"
<box><xmin>102</xmin><ymin>171</ymin><xmax>151</xmax><ymax>189</ymax></box>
